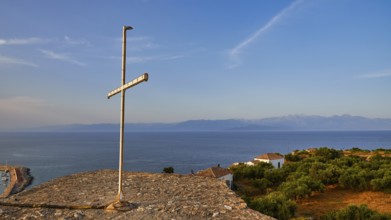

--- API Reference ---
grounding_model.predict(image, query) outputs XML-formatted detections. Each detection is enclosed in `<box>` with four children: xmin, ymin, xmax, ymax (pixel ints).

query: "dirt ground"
<box><xmin>296</xmin><ymin>186</ymin><xmax>391</xmax><ymax>219</ymax></box>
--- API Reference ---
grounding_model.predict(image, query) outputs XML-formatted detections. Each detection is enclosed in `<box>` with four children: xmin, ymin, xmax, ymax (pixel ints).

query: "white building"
<box><xmin>254</xmin><ymin>153</ymin><xmax>285</xmax><ymax>168</ymax></box>
<box><xmin>195</xmin><ymin>166</ymin><xmax>233</xmax><ymax>189</ymax></box>
<box><xmin>244</xmin><ymin>160</ymin><xmax>260</xmax><ymax>166</ymax></box>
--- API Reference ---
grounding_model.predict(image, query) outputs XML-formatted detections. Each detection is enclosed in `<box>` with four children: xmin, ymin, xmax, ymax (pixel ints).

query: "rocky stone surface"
<box><xmin>0</xmin><ymin>170</ymin><xmax>274</xmax><ymax>219</ymax></box>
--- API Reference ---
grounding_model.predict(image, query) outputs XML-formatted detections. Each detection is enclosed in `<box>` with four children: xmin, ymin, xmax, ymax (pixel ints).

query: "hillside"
<box><xmin>230</xmin><ymin>148</ymin><xmax>391</xmax><ymax>219</ymax></box>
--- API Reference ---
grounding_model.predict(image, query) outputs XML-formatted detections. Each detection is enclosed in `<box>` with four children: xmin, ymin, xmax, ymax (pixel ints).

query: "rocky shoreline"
<box><xmin>0</xmin><ymin>170</ymin><xmax>274</xmax><ymax>219</ymax></box>
<box><xmin>0</xmin><ymin>166</ymin><xmax>33</xmax><ymax>198</ymax></box>
<box><xmin>12</xmin><ymin>167</ymin><xmax>33</xmax><ymax>194</ymax></box>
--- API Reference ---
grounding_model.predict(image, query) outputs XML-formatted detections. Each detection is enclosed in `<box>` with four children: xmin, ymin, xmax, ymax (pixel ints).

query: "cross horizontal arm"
<box><xmin>107</xmin><ymin>73</ymin><xmax>148</xmax><ymax>99</ymax></box>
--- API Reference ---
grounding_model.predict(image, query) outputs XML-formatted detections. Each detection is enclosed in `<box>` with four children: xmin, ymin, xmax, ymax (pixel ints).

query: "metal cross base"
<box><xmin>105</xmin><ymin>200</ymin><xmax>138</xmax><ymax>212</ymax></box>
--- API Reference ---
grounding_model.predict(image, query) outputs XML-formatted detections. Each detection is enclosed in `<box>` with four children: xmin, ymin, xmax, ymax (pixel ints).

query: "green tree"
<box><xmin>371</xmin><ymin>170</ymin><xmax>391</xmax><ymax>192</ymax></box>
<box><xmin>231</xmin><ymin>162</ymin><xmax>273</xmax><ymax>180</ymax></box>
<box><xmin>285</xmin><ymin>153</ymin><xmax>302</xmax><ymax>162</ymax></box>
<box><xmin>249</xmin><ymin>192</ymin><xmax>297</xmax><ymax>220</ymax></box>
<box><xmin>333</xmin><ymin>156</ymin><xmax>363</xmax><ymax>168</ymax></box>
<box><xmin>252</xmin><ymin>178</ymin><xmax>272</xmax><ymax>193</ymax></box>
<box><xmin>320</xmin><ymin>204</ymin><xmax>391</xmax><ymax>220</ymax></box>
<box><xmin>163</xmin><ymin>166</ymin><xmax>174</xmax><ymax>173</ymax></box>
<box><xmin>350</xmin><ymin>147</ymin><xmax>364</xmax><ymax>152</ymax></box>
<box><xmin>279</xmin><ymin>175</ymin><xmax>324</xmax><ymax>200</ymax></box>
<box><xmin>338</xmin><ymin>167</ymin><xmax>372</xmax><ymax>190</ymax></box>
<box><xmin>263</xmin><ymin>168</ymin><xmax>287</xmax><ymax>186</ymax></box>
<box><xmin>317</xmin><ymin>164</ymin><xmax>342</xmax><ymax>185</ymax></box>
<box><xmin>315</xmin><ymin>147</ymin><xmax>342</xmax><ymax>161</ymax></box>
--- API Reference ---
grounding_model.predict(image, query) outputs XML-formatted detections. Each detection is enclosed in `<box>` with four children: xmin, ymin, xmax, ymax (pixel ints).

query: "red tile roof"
<box><xmin>196</xmin><ymin>166</ymin><xmax>231</xmax><ymax>178</ymax></box>
<box><xmin>255</xmin><ymin>153</ymin><xmax>284</xmax><ymax>160</ymax></box>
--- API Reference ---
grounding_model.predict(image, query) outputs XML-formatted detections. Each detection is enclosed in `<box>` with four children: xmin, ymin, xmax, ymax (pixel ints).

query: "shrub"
<box><xmin>338</xmin><ymin>167</ymin><xmax>373</xmax><ymax>190</ymax></box>
<box><xmin>371</xmin><ymin>171</ymin><xmax>391</xmax><ymax>192</ymax></box>
<box><xmin>279</xmin><ymin>175</ymin><xmax>325</xmax><ymax>200</ymax></box>
<box><xmin>162</xmin><ymin>166</ymin><xmax>174</xmax><ymax>173</ymax></box>
<box><xmin>231</xmin><ymin>162</ymin><xmax>274</xmax><ymax>180</ymax></box>
<box><xmin>320</xmin><ymin>204</ymin><xmax>391</xmax><ymax>220</ymax></box>
<box><xmin>315</xmin><ymin>147</ymin><xmax>342</xmax><ymax>161</ymax></box>
<box><xmin>249</xmin><ymin>192</ymin><xmax>297</xmax><ymax>220</ymax></box>
<box><xmin>285</xmin><ymin>153</ymin><xmax>301</xmax><ymax>162</ymax></box>
<box><xmin>252</xmin><ymin>178</ymin><xmax>272</xmax><ymax>192</ymax></box>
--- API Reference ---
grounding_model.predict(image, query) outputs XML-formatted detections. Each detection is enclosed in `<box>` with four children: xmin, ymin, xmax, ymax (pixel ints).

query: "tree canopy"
<box><xmin>231</xmin><ymin>147</ymin><xmax>391</xmax><ymax>218</ymax></box>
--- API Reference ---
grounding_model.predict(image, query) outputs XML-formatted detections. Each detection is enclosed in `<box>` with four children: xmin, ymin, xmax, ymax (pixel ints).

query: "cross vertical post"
<box><xmin>117</xmin><ymin>25</ymin><xmax>131</xmax><ymax>201</ymax></box>
<box><xmin>106</xmin><ymin>25</ymin><xmax>149</xmax><ymax>209</ymax></box>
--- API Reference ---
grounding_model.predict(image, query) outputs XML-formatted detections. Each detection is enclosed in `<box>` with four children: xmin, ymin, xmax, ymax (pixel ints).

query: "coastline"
<box><xmin>0</xmin><ymin>166</ymin><xmax>33</xmax><ymax>198</ymax></box>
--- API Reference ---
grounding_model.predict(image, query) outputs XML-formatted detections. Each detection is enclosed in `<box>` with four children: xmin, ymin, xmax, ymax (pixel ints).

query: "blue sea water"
<box><xmin>0</xmin><ymin>131</ymin><xmax>391</xmax><ymax>190</ymax></box>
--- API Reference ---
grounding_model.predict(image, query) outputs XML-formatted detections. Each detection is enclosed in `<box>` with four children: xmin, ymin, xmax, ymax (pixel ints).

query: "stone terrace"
<box><xmin>0</xmin><ymin>170</ymin><xmax>274</xmax><ymax>219</ymax></box>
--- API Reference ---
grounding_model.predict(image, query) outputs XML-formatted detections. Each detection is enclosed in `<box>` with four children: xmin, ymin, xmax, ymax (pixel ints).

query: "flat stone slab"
<box><xmin>0</xmin><ymin>170</ymin><xmax>274</xmax><ymax>219</ymax></box>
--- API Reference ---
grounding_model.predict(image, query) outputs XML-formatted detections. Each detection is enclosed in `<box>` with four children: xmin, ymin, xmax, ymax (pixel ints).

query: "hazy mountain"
<box><xmin>34</xmin><ymin>115</ymin><xmax>391</xmax><ymax>132</ymax></box>
<box><xmin>251</xmin><ymin>115</ymin><xmax>391</xmax><ymax>130</ymax></box>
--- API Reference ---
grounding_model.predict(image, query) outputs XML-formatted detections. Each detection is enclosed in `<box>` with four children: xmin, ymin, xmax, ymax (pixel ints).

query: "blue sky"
<box><xmin>1</xmin><ymin>0</ymin><xmax>390</xmax><ymax>130</ymax></box>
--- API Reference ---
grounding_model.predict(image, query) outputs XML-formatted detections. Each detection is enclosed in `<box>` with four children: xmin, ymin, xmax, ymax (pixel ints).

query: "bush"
<box><xmin>279</xmin><ymin>175</ymin><xmax>325</xmax><ymax>200</ymax></box>
<box><xmin>317</xmin><ymin>164</ymin><xmax>342</xmax><ymax>185</ymax></box>
<box><xmin>285</xmin><ymin>153</ymin><xmax>303</xmax><ymax>162</ymax></box>
<box><xmin>263</xmin><ymin>168</ymin><xmax>287</xmax><ymax>187</ymax></box>
<box><xmin>333</xmin><ymin>156</ymin><xmax>363</xmax><ymax>168</ymax></box>
<box><xmin>249</xmin><ymin>192</ymin><xmax>297</xmax><ymax>220</ymax></box>
<box><xmin>350</xmin><ymin>147</ymin><xmax>364</xmax><ymax>152</ymax></box>
<box><xmin>315</xmin><ymin>147</ymin><xmax>342</xmax><ymax>161</ymax></box>
<box><xmin>231</xmin><ymin>162</ymin><xmax>274</xmax><ymax>180</ymax></box>
<box><xmin>252</xmin><ymin>178</ymin><xmax>272</xmax><ymax>192</ymax></box>
<box><xmin>338</xmin><ymin>168</ymin><xmax>370</xmax><ymax>190</ymax></box>
<box><xmin>320</xmin><ymin>204</ymin><xmax>391</xmax><ymax>220</ymax></box>
<box><xmin>162</xmin><ymin>166</ymin><xmax>174</xmax><ymax>173</ymax></box>
<box><xmin>371</xmin><ymin>171</ymin><xmax>391</xmax><ymax>192</ymax></box>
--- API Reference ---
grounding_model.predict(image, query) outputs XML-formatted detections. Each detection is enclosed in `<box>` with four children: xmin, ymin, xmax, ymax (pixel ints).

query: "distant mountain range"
<box><xmin>35</xmin><ymin>115</ymin><xmax>391</xmax><ymax>132</ymax></box>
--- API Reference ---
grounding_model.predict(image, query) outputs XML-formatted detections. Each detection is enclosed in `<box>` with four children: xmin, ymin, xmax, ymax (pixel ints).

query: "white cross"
<box><xmin>107</xmin><ymin>26</ymin><xmax>148</xmax><ymax>203</ymax></box>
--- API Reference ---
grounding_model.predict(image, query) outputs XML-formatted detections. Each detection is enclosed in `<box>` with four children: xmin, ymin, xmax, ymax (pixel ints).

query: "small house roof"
<box><xmin>255</xmin><ymin>153</ymin><xmax>284</xmax><ymax>160</ymax></box>
<box><xmin>196</xmin><ymin>166</ymin><xmax>231</xmax><ymax>178</ymax></box>
<box><xmin>248</xmin><ymin>160</ymin><xmax>261</xmax><ymax>165</ymax></box>
<box><xmin>306</xmin><ymin>148</ymin><xmax>317</xmax><ymax>152</ymax></box>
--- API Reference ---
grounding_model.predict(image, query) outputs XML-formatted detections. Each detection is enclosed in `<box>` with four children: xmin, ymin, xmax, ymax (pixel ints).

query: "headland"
<box><xmin>0</xmin><ymin>166</ymin><xmax>32</xmax><ymax>198</ymax></box>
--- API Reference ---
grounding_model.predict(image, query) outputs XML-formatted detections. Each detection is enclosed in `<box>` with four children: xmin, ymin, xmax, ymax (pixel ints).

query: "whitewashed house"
<box><xmin>254</xmin><ymin>153</ymin><xmax>285</xmax><ymax>168</ymax></box>
<box><xmin>244</xmin><ymin>160</ymin><xmax>260</xmax><ymax>166</ymax></box>
<box><xmin>195</xmin><ymin>166</ymin><xmax>233</xmax><ymax>189</ymax></box>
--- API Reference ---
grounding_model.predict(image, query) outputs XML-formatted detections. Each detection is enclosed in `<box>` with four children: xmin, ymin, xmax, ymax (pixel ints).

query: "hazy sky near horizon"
<box><xmin>1</xmin><ymin>0</ymin><xmax>390</xmax><ymax>130</ymax></box>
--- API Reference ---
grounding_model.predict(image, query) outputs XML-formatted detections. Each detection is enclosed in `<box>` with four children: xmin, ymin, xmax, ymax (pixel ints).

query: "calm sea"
<box><xmin>1</xmin><ymin>131</ymin><xmax>391</xmax><ymax>190</ymax></box>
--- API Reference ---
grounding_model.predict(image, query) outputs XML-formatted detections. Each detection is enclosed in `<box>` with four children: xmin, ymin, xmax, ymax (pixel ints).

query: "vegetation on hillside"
<box><xmin>230</xmin><ymin>147</ymin><xmax>391</xmax><ymax>220</ymax></box>
<box><xmin>320</xmin><ymin>204</ymin><xmax>391</xmax><ymax>220</ymax></box>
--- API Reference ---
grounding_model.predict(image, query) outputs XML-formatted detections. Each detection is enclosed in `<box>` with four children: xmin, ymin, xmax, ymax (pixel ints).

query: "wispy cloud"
<box><xmin>0</xmin><ymin>37</ymin><xmax>50</xmax><ymax>46</ymax></box>
<box><xmin>227</xmin><ymin>0</ymin><xmax>304</xmax><ymax>68</ymax></box>
<box><xmin>0</xmin><ymin>55</ymin><xmax>38</xmax><ymax>67</ymax></box>
<box><xmin>162</xmin><ymin>55</ymin><xmax>185</xmax><ymax>60</ymax></box>
<box><xmin>104</xmin><ymin>54</ymin><xmax>184</xmax><ymax>63</ymax></box>
<box><xmin>355</xmin><ymin>69</ymin><xmax>391</xmax><ymax>79</ymax></box>
<box><xmin>115</xmin><ymin>36</ymin><xmax>161</xmax><ymax>51</ymax></box>
<box><xmin>127</xmin><ymin>55</ymin><xmax>184</xmax><ymax>63</ymax></box>
<box><xmin>0</xmin><ymin>36</ymin><xmax>91</xmax><ymax>47</ymax></box>
<box><xmin>0</xmin><ymin>96</ymin><xmax>47</xmax><ymax>111</ymax></box>
<box><xmin>39</xmin><ymin>49</ymin><xmax>86</xmax><ymax>66</ymax></box>
<box><xmin>127</xmin><ymin>56</ymin><xmax>155</xmax><ymax>63</ymax></box>
<box><xmin>63</xmin><ymin>36</ymin><xmax>90</xmax><ymax>46</ymax></box>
